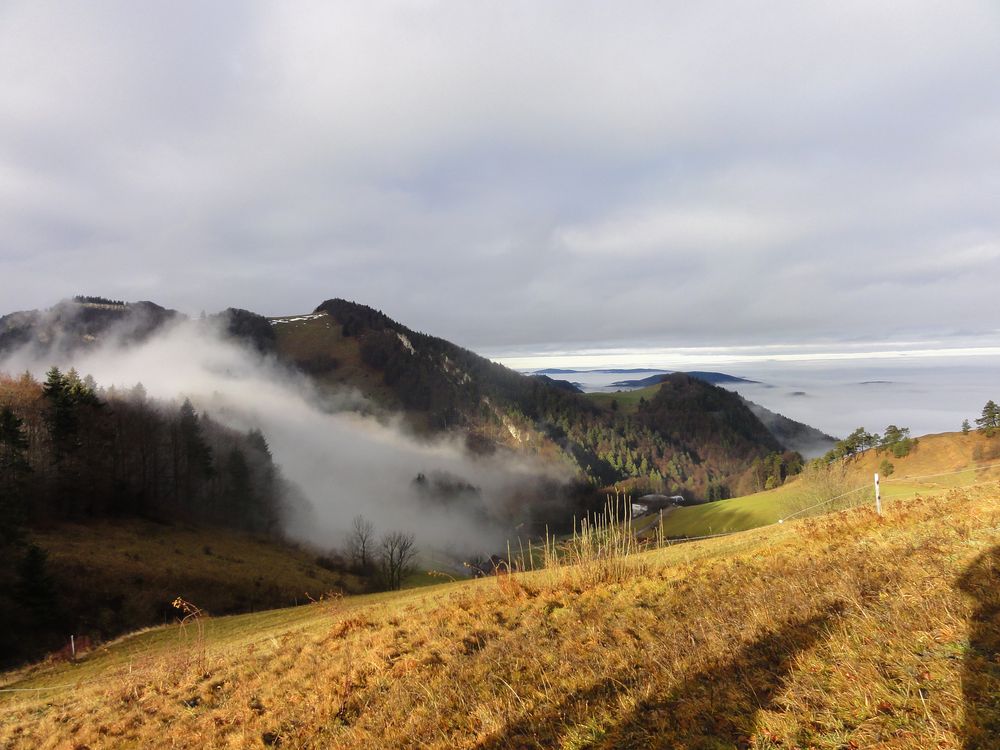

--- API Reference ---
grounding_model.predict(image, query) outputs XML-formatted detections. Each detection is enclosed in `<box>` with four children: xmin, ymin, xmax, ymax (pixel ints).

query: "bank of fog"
<box><xmin>1</xmin><ymin>321</ymin><xmax>573</xmax><ymax>559</ymax></box>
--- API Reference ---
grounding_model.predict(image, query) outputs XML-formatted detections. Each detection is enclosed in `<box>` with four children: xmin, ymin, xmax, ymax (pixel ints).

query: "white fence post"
<box><xmin>70</xmin><ymin>634</ymin><xmax>75</xmax><ymax>660</ymax></box>
<box><xmin>874</xmin><ymin>473</ymin><xmax>882</xmax><ymax>516</ymax></box>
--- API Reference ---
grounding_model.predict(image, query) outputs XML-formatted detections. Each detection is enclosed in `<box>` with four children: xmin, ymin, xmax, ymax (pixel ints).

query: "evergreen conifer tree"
<box><xmin>0</xmin><ymin>406</ymin><xmax>31</xmax><ymax>544</ymax></box>
<box><xmin>976</xmin><ymin>400</ymin><xmax>999</xmax><ymax>437</ymax></box>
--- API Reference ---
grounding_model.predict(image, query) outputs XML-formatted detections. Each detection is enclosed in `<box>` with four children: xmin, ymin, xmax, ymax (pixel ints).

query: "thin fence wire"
<box><xmin>0</xmin><ymin>684</ymin><xmax>80</xmax><ymax>693</ymax></box>
<box><xmin>777</xmin><ymin>485</ymin><xmax>870</xmax><ymax>523</ymax></box>
<box><xmin>661</xmin><ymin>458</ymin><xmax>1000</xmax><ymax>547</ymax></box>
<box><xmin>883</xmin><ymin>461</ymin><xmax>1000</xmax><ymax>483</ymax></box>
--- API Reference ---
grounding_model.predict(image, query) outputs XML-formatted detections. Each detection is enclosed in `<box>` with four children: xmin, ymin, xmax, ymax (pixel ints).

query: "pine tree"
<box><xmin>976</xmin><ymin>400</ymin><xmax>999</xmax><ymax>437</ymax></box>
<box><xmin>0</xmin><ymin>406</ymin><xmax>31</xmax><ymax>544</ymax></box>
<box><xmin>176</xmin><ymin>399</ymin><xmax>214</xmax><ymax>508</ymax></box>
<box><xmin>179</xmin><ymin>400</ymin><xmax>213</xmax><ymax>473</ymax></box>
<box><xmin>42</xmin><ymin>366</ymin><xmax>76</xmax><ymax>457</ymax></box>
<box><xmin>224</xmin><ymin>446</ymin><xmax>252</xmax><ymax>523</ymax></box>
<box><xmin>246</xmin><ymin>428</ymin><xmax>271</xmax><ymax>458</ymax></box>
<box><xmin>14</xmin><ymin>545</ymin><xmax>59</xmax><ymax>626</ymax></box>
<box><xmin>41</xmin><ymin>366</ymin><xmax>65</xmax><ymax>399</ymax></box>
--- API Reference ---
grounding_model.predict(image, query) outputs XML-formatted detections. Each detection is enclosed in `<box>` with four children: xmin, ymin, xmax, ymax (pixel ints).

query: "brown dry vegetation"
<box><xmin>30</xmin><ymin>519</ymin><xmax>364</xmax><ymax>625</ymax></box>
<box><xmin>660</xmin><ymin>431</ymin><xmax>1000</xmax><ymax>538</ymax></box>
<box><xmin>270</xmin><ymin>313</ymin><xmax>398</xmax><ymax>407</ymax></box>
<box><xmin>3</xmin><ymin>479</ymin><xmax>1000</xmax><ymax>749</ymax></box>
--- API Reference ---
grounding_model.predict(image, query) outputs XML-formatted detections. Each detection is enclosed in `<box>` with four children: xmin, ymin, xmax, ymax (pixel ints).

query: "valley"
<box><xmin>1</xmin><ymin>296</ymin><xmax>997</xmax><ymax>749</ymax></box>
<box><xmin>4</xmin><ymin>8</ymin><xmax>997</xmax><ymax>747</ymax></box>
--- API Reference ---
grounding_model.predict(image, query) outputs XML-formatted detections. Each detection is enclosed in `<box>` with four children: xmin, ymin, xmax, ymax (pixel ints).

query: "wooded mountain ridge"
<box><xmin>0</xmin><ymin>295</ymin><xmax>835</xmax><ymax>666</ymax></box>
<box><xmin>0</xmin><ymin>296</ymin><xmax>831</xmax><ymax>502</ymax></box>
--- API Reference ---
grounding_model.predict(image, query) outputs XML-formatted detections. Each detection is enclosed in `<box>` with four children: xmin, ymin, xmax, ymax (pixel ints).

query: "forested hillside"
<box><xmin>0</xmin><ymin>368</ymin><xmax>300</xmax><ymax>664</ymax></box>
<box><xmin>0</xmin><ymin>297</ymin><xmax>810</xmax><ymax>503</ymax></box>
<box><xmin>285</xmin><ymin>299</ymin><xmax>798</xmax><ymax>500</ymax></box>
<box><xmin>0</xmin><ymin>368</ymin><xmax>290</xmax><ymax>534</ymax></box>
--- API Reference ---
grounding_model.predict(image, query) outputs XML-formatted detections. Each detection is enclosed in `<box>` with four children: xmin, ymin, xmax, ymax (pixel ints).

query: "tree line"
<box><xmin>71</xmin><ymin>295</ymin><xmax>127</xmax><ymax>306</ymax></box>
<box><xmin>0</xmin><ymin>367</ymin><xmax>302</xmax><ymax>665</ymax></box>
<box><xmin>0</xmin><ymin>368</ymin><xmax>293</xmax><ymax>540</ymax></box>
<box><xmin>823</xmin><ymin>399</ymin><xmax>1000</xmax><ymax>468</ymax></box>
<box><xmin>965</xmin><ymin>400</ymin><xmax>1000</xmax><ymax>437</ymax></box>
<box><xmin>822</xmin><ymin>424</ymin><xmax>918</xmax><ymax>464</ymax></box>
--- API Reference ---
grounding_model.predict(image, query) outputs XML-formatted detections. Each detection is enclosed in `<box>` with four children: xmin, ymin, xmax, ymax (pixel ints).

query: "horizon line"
<box><xmin>490</xmin><ymin>344</ymin><xmax>1000</xmax><ymax>371</ymax></box>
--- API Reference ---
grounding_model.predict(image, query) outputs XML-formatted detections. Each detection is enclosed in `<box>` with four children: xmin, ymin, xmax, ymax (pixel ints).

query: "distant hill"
<box><xmin>0</xmin><ymin>298</ymin><xmax>180</xmax><ymax>355</ymax></box>
<box><xmin>0</xmin><ymin>298</ymin><xmax>277</xmax><ymax>358</ymax></box>
<box><xmin>216</xmin><ymin>307</ymin><xmax>278</xmax><ymax>354</ymax></box>
<box><xmin>268</xmin><ymin>299</ymin><xmax>799</xmax><ymax>501</ymax></box>
<box><xmin>535</xmin><ymin>368</ymin><xmax>667</xmax><ymax>375</ymax></box>
<box><xmin>632</xmin><ymin>373</ymin><xmax>782</xmax><ymax>496</ymax></box>
<box><xmin>611</xmin><ymin>371</ymin><xmax>760</xmax><ymax>388</ymax></box>
<box><xmin>583</xmin><ymin>380</ymin><xmax>831</xmax><ymax>462</ymax></box>
<box><xmin>530</xmin><ymin>374</ymin><xmax>583</xmax><ymax>393</ymax></box>
<box><xmin>0</xmin><ymin>295</ymin><xmax>834</xmax><ymax>510</ymax></box>
<box><xmin>741</xmin><ymin>397</ymin><xmax>838</xmax><ymax>458</ymax></box>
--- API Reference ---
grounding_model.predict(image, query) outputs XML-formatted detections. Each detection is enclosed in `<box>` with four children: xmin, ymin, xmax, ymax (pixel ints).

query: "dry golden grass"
<box><xmin>269</xmin><ymin>312</ymin><xmax>399</xmax><ymax>407</ymax></box>
<box><xmin>16</xmin><ymin>518</ymin><xmax>363</xmax><ymax>660</ymax></box>
<box><xmin>3</xmin><ymin>480</ymin><xmax>1000</xmax><ymax>749</ymax></box>
<box><xmin>662</xmin><ymin>430</ymin><xmax>1000</xmax><ymax>537</ymax></box>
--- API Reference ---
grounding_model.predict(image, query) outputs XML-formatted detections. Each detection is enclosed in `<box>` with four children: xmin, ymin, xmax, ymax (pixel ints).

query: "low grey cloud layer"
<box><xmin>2</xmin><ymin>1</ymin><xmax>999</xmax><ymax>352</ymax></box>
<box><xmin>0</xmin><ymin>317</ymin><xmax>571</xmax><ymax>555</ymax></box>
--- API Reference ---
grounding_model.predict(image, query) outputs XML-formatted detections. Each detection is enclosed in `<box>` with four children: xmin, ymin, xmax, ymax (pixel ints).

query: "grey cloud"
<box><xmin>1</xmin><ymin>1</ymin><xmax>1000</xmax><ymax>352</ymax></box>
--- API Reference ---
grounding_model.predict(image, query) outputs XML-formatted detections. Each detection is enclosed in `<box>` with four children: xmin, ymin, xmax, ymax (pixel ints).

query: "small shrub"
<box><xmin>315</xmin><ymin>552</ymin><xmax>346</xmax><ymax>572</ymax></box>
<box><xmin>530</xmin><ymin>492</ymin><xmax>650</xmax><ymax>589</ymax></box>
<box><xmin>891</xmin><ymin>438</ymin><xmax>916</xmax><ymax>458</ymax></box>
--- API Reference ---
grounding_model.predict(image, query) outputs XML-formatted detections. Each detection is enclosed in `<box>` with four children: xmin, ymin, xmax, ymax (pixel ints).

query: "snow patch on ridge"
<box><xmin>397</xmin><ymin>332</ymin><xmax>416</xmax><ymax>355</ymax></box>
<box><xmin>270</xmin><ymin>314</ymin><xmax>326</xmax><ymax>325</ymax></box>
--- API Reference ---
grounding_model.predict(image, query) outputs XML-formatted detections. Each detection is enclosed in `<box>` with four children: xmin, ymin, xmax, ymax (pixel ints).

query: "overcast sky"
<box><xmin>2</xmin><ymin>1</ymin><xmax>999</xmax><ymax>357</ymax></box>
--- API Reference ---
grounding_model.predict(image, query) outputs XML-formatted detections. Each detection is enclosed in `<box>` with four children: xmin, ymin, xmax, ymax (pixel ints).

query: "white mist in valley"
<box><xmin>533</xmin><ymin>358</ymin><xmax>1000</xmax><ymax>442</ymax></box>
<box><xmin>0</xmin><ymin>319</ymin><xmax>571</xmax><ymax>560</ymax></box>
<box><xmin>721</xmin><ymin>360</ymin><xmax>1000</xmax><ymax>441</ymax></box>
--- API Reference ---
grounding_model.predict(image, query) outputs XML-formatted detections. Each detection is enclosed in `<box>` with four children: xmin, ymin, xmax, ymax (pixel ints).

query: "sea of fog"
<box><xmin>525</xmin><ymin>357</ymin><xmax>1000</xmax><ymax>441</ymax></box>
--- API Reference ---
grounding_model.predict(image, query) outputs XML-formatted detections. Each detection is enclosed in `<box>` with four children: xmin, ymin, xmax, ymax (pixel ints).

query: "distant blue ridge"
<box><xmin>533</xmin><ymin>367</ymin><xmax>668</xmax><ymax>375</ymax></box>
<box><xmin>610</xmin><ymin>371</ymin><xmax>761</xmax><ymax>388</ymax></box>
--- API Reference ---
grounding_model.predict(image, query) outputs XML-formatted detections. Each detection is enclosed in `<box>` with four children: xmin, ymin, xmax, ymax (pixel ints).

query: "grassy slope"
<box><xmin>3</xmin><ymin>476</ymin><xmax>999</xmax><ymax>748</ymax></box>
<box><xmin>269</xmin><ymin>313</ymin><xmax>398</xmax><ymax>408</ymax></box>
<box><xmin>23</xmin><ymin>520</ymin><xmax>364</xmax><ymax>645</ymax></box>
<box><xmin>584</xmin><ymin>384</ymin><xmax>659</xmax><ymax>413</ymax></box>
<box><xmin>657</xmin><ymin>431</ymin><xmax>1000</xmax><ymax>536</ymax></box>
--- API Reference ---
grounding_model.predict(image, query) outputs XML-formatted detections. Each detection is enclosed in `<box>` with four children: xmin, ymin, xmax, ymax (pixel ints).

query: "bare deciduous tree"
<box><xmin>349</xmin><ymin>514</ymin><xmax>375</xmax><ymax>572</ymax></box>
<box><xmin>379</xmin><ymin>530</ymin><xmax>417</xmax><ymax>591</ymax></box>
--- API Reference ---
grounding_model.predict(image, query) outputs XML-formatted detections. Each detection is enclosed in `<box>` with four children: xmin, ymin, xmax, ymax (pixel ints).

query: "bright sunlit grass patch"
<box><xmin>660</xmin><ymin>431</ymin><xmax>1000</xmax><ymax>537</ymax></box>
